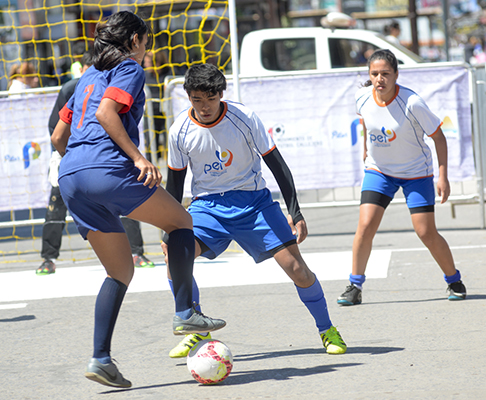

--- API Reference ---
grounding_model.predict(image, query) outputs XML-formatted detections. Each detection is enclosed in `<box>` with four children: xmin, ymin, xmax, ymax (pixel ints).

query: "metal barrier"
<box><xmin>1</xmin><ymin>63</ymin><xmax>486</xmax><ymax>232</ymax></box>
<box><xmin>163</xmin><ymin>63</ymin><xmax>486</xmax><ymax>228</ymax></box>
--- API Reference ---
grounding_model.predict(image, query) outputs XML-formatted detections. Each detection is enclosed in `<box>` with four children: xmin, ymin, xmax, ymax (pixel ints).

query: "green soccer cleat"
<box><xmin>321</xmin><ymin>326</ymin><xmax>347</xmax><ymax>354</ymax></box>
<box><xmin>169</xmin><ymin>332</ymin><xmax>212</xmax><ymax>358</ymax></box>
<box><xmin>133</xmin><ymin>254</ymin><xmax>155</xmax><ymax>268</ymax></box>
<box><xmin>36</xmin><ymin>259</ymin><xmax>56</xmax><ymax>275</ymax></box>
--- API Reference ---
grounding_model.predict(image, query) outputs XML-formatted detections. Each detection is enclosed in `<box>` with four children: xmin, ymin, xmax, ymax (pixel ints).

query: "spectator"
<box><xmin>8</xmin><ymin>62</ymin><xmax>39</xmax><ymax>96</ymax></box>
<box><xmin>384</xmin><ymin>20</ymin><xmax>401</xmax><ymax>45</ymax></box>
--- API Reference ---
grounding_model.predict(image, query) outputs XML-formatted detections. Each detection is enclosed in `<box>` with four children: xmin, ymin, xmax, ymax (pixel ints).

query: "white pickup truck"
<box><xmin>239</xmin><ymin>27</ymin><xmax>423</xmax><ymax>77</ymax></box>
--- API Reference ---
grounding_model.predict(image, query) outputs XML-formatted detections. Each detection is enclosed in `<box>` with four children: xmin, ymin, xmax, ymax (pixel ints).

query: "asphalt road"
<box><xmin>1</xmin><ymin>201</ymin><xmax>485</xmax><ymax>399</ymax></box>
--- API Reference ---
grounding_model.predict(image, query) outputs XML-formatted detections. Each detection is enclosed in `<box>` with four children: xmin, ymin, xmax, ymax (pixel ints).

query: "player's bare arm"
<box><xmin>431</xmin><ymin>128</ymin><xmax>450</xmax><ymax>203</ymax></box>
<box><xmin>96</xmin><ymin>97</ymin><xmax>162</xmax><ymax>188</ymax></box>
<box><xmin>51</xmin><ymin>120</ymin><xmax>71</xmax><ymax>156</ymax></box>
<box><xmin>362</xmin><ymin>122</ymin><xmax>368</xmax><ymax>162</ymax></box>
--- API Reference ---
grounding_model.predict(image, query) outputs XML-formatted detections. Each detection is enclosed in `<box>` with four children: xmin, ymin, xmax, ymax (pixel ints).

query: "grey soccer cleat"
<box><xmin>85</xmin><ymin>358</ymin><xmax>132</xmax><ymax>388</ymax></box>
<box><xmin>173</xmin><ymin>308</ymin><xmax>226</xmax><ymax>335</ymax></box>
<box><xmin>337</xmin><ymin>284</ymin><xmax>362</xmax><ymax>306</ymax></box>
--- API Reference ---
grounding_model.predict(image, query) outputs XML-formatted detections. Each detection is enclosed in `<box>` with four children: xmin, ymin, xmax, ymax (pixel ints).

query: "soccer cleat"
<box><xmin>337</xmin><ymin>284</ymin><xmax>362</xmax><ymax>306</ymax></box>
<box><xmin>173</xmin><ymin>308</ymin><xmax>226</xmax><ymax>335</ymax></box>
<box><xmin>321</xmin><ymin>326</ymin><xmax>347</xmax><ymax>354</ymax></box>
<box><xmin>133</xmin><ymin>254</ymin><xmax>155</xmax><ymax>268</ymax></box>
<box><xmin>85</xmin><ymin>358</ymin><xmax>132</xmax><ymax>388</ymax></box>
<box><xmin>447</xmin><ymin>280</ymin><xmax>467</xmax><ymax>301</ymax></box>
<box><xmin>169</xmin><ymin>332</ymin><xmax>212</xmax><ymax>358</ymax></box>
<box><xmin>36</xmin><ymin>259</ymin><xmax>56</xmax><ymax>275</ymax></box>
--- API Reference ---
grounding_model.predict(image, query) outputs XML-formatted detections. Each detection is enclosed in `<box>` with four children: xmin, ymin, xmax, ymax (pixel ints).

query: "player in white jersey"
<box><xmin>337</xmin><ymin>49</ymin><xmax>467</xmax><ymax>306</ymax></box>
<box><xmin>164</xmin><ymin>63</ymin><xmax>346</xmax><ymax>357</ymax></box>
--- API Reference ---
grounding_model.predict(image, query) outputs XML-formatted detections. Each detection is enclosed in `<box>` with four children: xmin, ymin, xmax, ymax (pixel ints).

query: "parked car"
<box><xmin>239</xmin><ymin>27</ymin><xmax>423</xmax><ymax>77</ymax></box>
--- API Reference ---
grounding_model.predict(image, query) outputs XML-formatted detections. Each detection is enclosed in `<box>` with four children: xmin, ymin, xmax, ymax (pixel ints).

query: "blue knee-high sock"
<box><xmin>93</xmin><ymin>277</ymin><xmax>127</xmax><ymax>361</ymax></box>
<box><xmin>168</xmin><ymin>277</ymin><xmax>201</xmax><ymax>312</ymax></box>
<box><xmin>296</xmin><ymin>276</ymin><xmax>332</xmax><ymax>333</ymax></box>
<box><xmin>444</xmin><ymin>270</ymin><xmax>461</xmax><ymax>284</ymax></box>
<box><xmin>168</xmin><ymin>229</ymin><xmax>195</xmax><ymax>317</ymax></box>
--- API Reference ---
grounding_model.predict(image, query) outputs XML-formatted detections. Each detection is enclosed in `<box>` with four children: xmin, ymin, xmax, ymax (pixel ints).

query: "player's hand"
<box><xmin>134</xmin><ymin>157</ymin><xmax>162</xmax><ymax>189</ymax></box>
<box><xmin>287</xmin><ymin>214</ymin><xmax>308</xmax><ymax>244</ymax></box>
<box><xmin>437</xmin><ymin>176</ymin><xmax>450</xmax><ymax>204</ymax></box>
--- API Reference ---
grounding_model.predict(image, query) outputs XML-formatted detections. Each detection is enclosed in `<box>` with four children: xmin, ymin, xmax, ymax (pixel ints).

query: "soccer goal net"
<box><xmin>0</xmin><ymin>0</ymin><xmax>232</xmax><ymax>265</ymax></box>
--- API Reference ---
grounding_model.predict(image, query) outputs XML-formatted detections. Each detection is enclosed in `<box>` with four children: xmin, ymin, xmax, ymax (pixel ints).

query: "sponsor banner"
<box><xmin>169</xmin><ymin>66</ymin><xmax>474</xmax><ymax>197</ymax></box>
<box><xmin>0</xmin><ymin>94</ymin><xmax>56</xmax><ymax>212</ymax></box>
<box><xmin>0</xmin><ymin>92</ymin><xmax>146</xmax><ymax>212</ymax></box>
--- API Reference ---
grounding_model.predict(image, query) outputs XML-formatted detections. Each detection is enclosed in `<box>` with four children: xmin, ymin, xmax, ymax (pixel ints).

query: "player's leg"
<box><xmin>84</xmin><ymin>230</ymin><xmax>133</xmax><ymax>388</ymax></box>
<box><xmin>166</xmin><ymin>240</ymin><xmax>213</xmax><ymax>358</ymax></box>
<box><xmin>121</xmin><ymin>217</ymin><xmax>155</xmax><ymax>268</ymax></box>
<box><xmin>127</xmin><ymin>187</ymin><xmax>226</xmax><ymax>333</ymax></box>
<box><xmin>338</xmin><ymin>170</ymin><xmax>397</xmax><ymax>306</ymax></box>
<box><xmin>37</xmin><ymin>186</ymin><xmax>67</xmax><ymax>275</ymax></box>
<box><xmin>404</xmin><ymin>177</ymin><xmax>466</xmax><ymax>300</ymax></box>
<box><xmin>58</xmin><ymin>170</ymin><xmax>134</xmax><ymax>388</ymax></box>
<box><xmin>272</xmin><ymin>244</ymin><xmax>346</xmax><ymax>354</ymax></box>
<box><xmin>410</xmin><ymin>212</ymin><xmax>465</xmax><ymax>299</ymax></box>
<box><xmin>404</xmin><ymin>176</ymin><xmax>466</xmax><ymax>300</ymax></box>
<box><xmin>165</xmin><ymin>199</ymin><xmax>232</xmax><ymax>358</ymax></box>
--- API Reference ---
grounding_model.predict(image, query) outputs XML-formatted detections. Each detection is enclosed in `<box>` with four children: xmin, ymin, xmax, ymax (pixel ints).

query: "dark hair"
<box><xmin>384</xmin><ymin>20</ymin><xmax>400</xmax><ymax>35</ymax></box>
<box><xmin>81</xmin><ymin>48</ymin><xmax>95</xmax><ymax>67</ymax></box>
<box><xmin>389</xmin><ymin>20</ymin><xmax>400</xmax><ymax>31</ymax></box>
<box><xmin>363</xmin><ymin>49</ymin><xmax>398</xmax><ymax>87</ymax></box>
<box><xmin>183</xmin><ymin>63</ymin><xmax>227</xmax><ymax>96</ymax></box>
<box><xmin>93</xmin><ymin>11</ymin><xmax>153</xmax><ymax>71</ymax></box>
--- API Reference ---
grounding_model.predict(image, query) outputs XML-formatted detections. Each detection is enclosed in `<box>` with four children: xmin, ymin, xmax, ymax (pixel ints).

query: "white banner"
<box><xmin>0</xmin><ymin>94</ymin><xmax>56</xmax><ymax>212</ymax></box>
<box><xmin>169</xmin><ymin>66</ymin><xmax>474</xmax><ymax>196</ymax></box>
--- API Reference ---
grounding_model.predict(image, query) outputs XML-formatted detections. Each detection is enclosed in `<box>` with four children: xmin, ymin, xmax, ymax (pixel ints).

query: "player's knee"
<box><xmin>288</xmin><ymin>262</ymin><xmax>314</xmax><ymax>286</ymax></box>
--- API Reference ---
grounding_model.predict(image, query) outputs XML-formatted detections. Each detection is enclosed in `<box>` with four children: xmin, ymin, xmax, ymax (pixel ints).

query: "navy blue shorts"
<box><xmin>361</xmin><ymin>169</ymin><xmax>435</xmax><ymax>212</ymax></box>
<box><xmin>189</xmin><ymin>189</ymin><xmax>296</xmax><ymax>263</ymax></box>
<box><xmin>59</xmin><ymin>167</ymin><xmax>157</xmax><ymax>239</ymax></box>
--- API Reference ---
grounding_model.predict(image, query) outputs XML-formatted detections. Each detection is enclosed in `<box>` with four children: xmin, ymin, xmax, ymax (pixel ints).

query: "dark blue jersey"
<box><xmin>58</xmin><ymin>58</ymin><xmax>145</xmax><ymax>178</ymax></box>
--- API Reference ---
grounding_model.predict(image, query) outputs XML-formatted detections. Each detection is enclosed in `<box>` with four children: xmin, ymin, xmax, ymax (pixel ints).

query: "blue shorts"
<box><xmin>188</xmin><ymin>189</ymin><xmax>296</xmax><ymax>263</ymax></box>
<box><xmin>59</xmin><ymin>167</ymin><xmax>157</xmax><ymax>239</ymax></box>
<box><xmin>361</xmin><ymin>169</ymin><xmax>435</xmax><ymax>211</ymax></box>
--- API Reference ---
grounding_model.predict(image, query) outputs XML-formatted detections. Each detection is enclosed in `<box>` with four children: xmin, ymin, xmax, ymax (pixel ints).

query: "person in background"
<box><xmin>143</xmin><ymin>50</ymin><xmax>170</xmax><ymax>160</ymax></box>
<box><xmin>384</xmin><ymin>20</ymin><xmax>401</xmax><ymax>45</ymax></box>
<box><xmin>70</xmin><ymin>42</ymin><xmax>86</xmax><ymax>79</ymax></box>
<box><xmin>8</xmin><ymin>62</ymin><xmax>39</xmax><ymax>95</ymax></box>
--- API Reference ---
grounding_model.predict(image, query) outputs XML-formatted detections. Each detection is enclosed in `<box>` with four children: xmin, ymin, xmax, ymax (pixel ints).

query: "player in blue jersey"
<box><xmin>163</xmin><ymin>63</ymin><xmax>346</xmax><ymax>358</ymax></box>
<box><xmin>50</xmin><ymin>12</ymin><xmax>225</xmax><ymax>389</ymax></box>
<box><xmin>337</xmin><ymin>49</ymin><xmax>467</xmax><ymax>306</ymax></box>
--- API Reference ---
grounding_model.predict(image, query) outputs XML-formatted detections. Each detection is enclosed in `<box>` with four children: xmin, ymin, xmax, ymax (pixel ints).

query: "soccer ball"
<box><xmin>187</xmin><ymin>339</ymin><xmax>233</xmax><ymax>384</ymax></box>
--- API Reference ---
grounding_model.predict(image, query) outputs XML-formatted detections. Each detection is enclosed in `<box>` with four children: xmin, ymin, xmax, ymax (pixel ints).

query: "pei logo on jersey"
<box><xmin>204</xmin><ymin>149</ymin><xmax>233</xmax><ymax>174</ymax></box>
<box><xmin>369</xmin><ymin>127</ymin><xmax>397</xmax><ymax>146</ymax></box>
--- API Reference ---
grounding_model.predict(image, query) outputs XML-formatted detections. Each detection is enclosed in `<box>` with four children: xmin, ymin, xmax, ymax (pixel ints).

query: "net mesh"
<box><xmin>0</xmin><ymin>0</ymin><xmax>233</xmax><ymax>265</ymax></box>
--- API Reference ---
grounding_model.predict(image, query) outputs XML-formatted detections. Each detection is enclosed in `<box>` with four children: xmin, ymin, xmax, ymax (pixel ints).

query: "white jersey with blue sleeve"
<box><xmin>356</xmin><ymin>84</ymin><xmax>442</xmax><ymax>179</ymax></box>
<box><xmin>168</xmin><ymin>100</ymin><xmax>276</xmax><ymax>198</ymax></box>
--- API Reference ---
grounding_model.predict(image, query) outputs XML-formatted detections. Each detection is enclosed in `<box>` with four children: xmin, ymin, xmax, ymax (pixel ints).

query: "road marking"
<box><xmin>0</xmin><ymin>303</ymin><xmax>27</xmax><ymax>310</ymax></box>
<box><xmin>0</xmin><ymin>250</ymin><xmax>391</xmax><ymax>303</ymax></box>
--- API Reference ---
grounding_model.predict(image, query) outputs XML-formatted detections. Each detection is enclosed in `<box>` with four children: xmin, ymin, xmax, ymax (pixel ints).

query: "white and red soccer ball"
<box><xmin>187</xmin><ymin>339</ymin><xmax>233</xmax><ymax>384</ymax></box>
